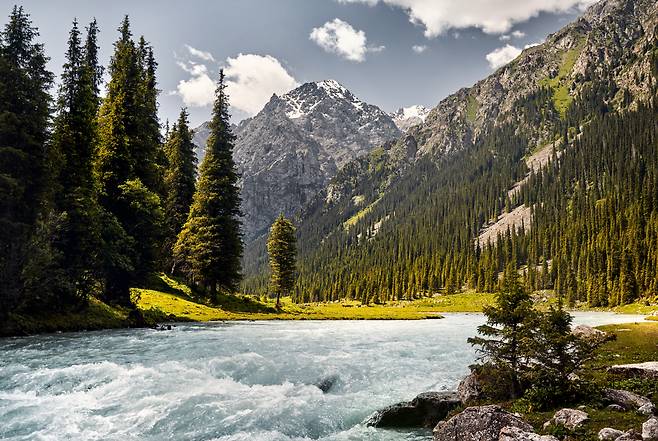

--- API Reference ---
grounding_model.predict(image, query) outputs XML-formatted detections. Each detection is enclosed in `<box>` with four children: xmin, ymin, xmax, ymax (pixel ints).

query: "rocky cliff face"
<box><xmin>193</xmin><ymin>80</ymin><xmax>401</xmax><ymax>242</ymax></box>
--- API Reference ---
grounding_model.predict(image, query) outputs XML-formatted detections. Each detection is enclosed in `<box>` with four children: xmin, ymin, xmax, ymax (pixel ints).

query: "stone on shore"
<box><xmin>433</xmin><ymin>405</ymin><xmax>532</xmax><ymax>441</ymax></box>
<box><xmin>458</xmin><ymin>371</ymin><xmax>482</xmax><ymax>404</ymax></box>
<box><xmin>366</xmin><ymin>391</ymin><xmax>460</xmax><ymax>428</ymax></box>
<box><xmin>543</xmin><ymin>408</ymin><xmax>589</xmax><ymax>431</ymax></box>
<box><xmin>609</xmin><ymin>362</ymin><xmax>658</xmax><ymax>380</ymax></box>
<box><xmin>598</xmin><ymin>428</ymin><xmax>624</xmax><ymax>440</ymax></box>
<box><xmin>572</xmin><ymin>324</ymin><xmax>609</xmax><ymax>341</ymax></box>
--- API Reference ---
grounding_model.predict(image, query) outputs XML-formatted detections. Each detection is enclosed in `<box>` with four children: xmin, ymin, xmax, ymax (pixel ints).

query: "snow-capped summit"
<box><xmin>192</xmin><ymin>79</ymin><xmax>401</xmax><ymax>242</ymax></box>
<box><xmin>390</xmin><ymin>105</ymin><xmax>430</xmax><ymax>132</ymax></box>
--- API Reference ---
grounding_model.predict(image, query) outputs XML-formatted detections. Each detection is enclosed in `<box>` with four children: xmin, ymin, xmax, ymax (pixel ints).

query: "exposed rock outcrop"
<box><xmin>609</xmin><ymin>362</ymin><xmax>658</xmax><ymax>380</ymax></box>
<box><xmin>543</xmin><ymin>408</ymin><xmax>589</xmax><ymax>431</ymax></box>
<box><xmin>433</xmin><ymin>405</ymin><xmax>532</xmax><ymax>441</ymax></box>
<box><xmin>603</xmin><ymin>389</ymin><xmax>655</xmax><ymax>413</ymax></box>
<box><xmin>366</xmin><ymin>391</ymin><xmax>461</xmax><ymax>428</ymax></box>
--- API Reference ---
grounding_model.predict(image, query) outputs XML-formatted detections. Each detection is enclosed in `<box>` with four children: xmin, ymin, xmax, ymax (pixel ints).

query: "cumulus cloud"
<box><xmin>310</xmin><ymin>18</ymin><xmax>383</xmax><ymax>62</ymax></box>
<box><xmin>412</xmin><ymin>44</ymin><xmax>428</xmax><ymax>53</ymax></box>
<box><xmin>173</xmin><ymin>52</ymin><xmax>299</xmax><ymax>116</ymax></box>
<box><xmin>486</xmin><ymin>44</ymin><xmax>522</xmax><ymax>69</ymax></box>
<box><xmin>224</xmin><ymin>53</ymin><xmax>299</xmax><ymax>115</ymax></box>
<box><xmin>337</xmin><ymin>0</ymin><xmax>596</xmax><ymax>36</ymax></box>
<box><xmin>500</xmin><ymin>30</ymin><xmax>526</xmax><ymax>40</ymax></box>
<box><xmin>184</xmin><ymin>44</ymin><xmax>215</xmax><ymax>62</ymax></box>
<box><xmin>174</xmin><ymin>61</ymin><xmax>216</xmax><ymax>107</ymax></box>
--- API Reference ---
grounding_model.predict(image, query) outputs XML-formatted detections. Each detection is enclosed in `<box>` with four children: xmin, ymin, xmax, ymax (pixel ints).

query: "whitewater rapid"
<box><xmin>0</xmin><ymin>312</ymin><xmax>646</xmax><ymax>441</ymax></box>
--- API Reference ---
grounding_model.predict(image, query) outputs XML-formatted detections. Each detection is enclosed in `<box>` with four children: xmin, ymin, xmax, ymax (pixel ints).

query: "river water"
<box><xmin>0</xmin><ymin>312</ymin><xmax>647</xmax><ymax>441</ymax></box>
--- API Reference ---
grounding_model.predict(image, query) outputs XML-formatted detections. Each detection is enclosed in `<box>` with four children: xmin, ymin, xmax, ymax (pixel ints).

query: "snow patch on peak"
<box><xmin>391</xmin><ymin>105</ymin><xmax>430</xmax><ymax>131</ymax></box>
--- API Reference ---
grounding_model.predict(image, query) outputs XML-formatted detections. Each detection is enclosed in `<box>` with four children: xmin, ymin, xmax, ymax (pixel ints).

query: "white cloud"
<box><xmin>224</xmin><ymin>53</ymin><xmax>299</xmax><ymax>115</ymax></box>
<box><xmin>173</xmin><ymin>53</ymin><xmax>299</xmax><ymax>115</ymax></box>
<box><xmin>184</xmin><ymin>44</ymin><xmax>215</xmax><ymax>62</ymax></box>
<box><xmin>412</xmin><ymin>44</ymin><xmax>428</xmax><ymax>53</ymax></box>
<box><xmin>500</xmin><ymin>30</ymin><xmax>526</xmax><ymax>40</ymax></box>
<box><xmin>310</xmin><ymin>18</ymin><xmax>378</xmax><ymax>62</ymax></box>
<box><xmin>174</xmin><ymin>61</ymin><xmax>216</xmax><ymax>107</ymax></box>
<box><xmin>337</xmin><ymin>0</ymin><xmax>596</xmax><ymax>37</ymax></box>
<box><xmin>486</xmin><ymin>44</ymin><xmax>522</xmax><ymax>69</ymax></box>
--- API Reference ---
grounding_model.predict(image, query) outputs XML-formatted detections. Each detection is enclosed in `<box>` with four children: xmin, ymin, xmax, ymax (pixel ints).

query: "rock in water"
<box><xmin>458</xmin><ymin>371</ymin><xmax>482</xmax><ymax>404</ymax></box>
<box><xmin>314</xmin><ymin>374</ymin><xmax>339</xmax><ymax>393</ymax></box>
<box><xmin>366</xmin><ymin>391</ymin><xmax>460</xmax><ymax>428</ymax></box>
<box><xmin>603</xmin><ymin>389</ymin><xmax>655</xmax><ymax>413</ymax></box>
<box><xmin>499</xmin><ymin>426</ymin><xmax>559</xmax><ymax>441</ymax></box>
<box><xmin>598</xmin><ymin>428</ymin><xmax>624</xmax><ymax>440</ymax></box>
<box><xmin>609</xmin><ymin>362</ymin><xmax>658</xmax><ymax>380</ymax></box>
<box><xmin>433</xmin><ymin>405</ymin><xmax>532</xmax><ymax>441</ymax></box>
<box><xmin>644</xmin><ymin>417</ymin><xmax>658</xmax><ymax>441</ymax></box>
<box><xmin>543</xmin><ymin>408</ymin><xmax>589</xmax><ymax>431</ymax></box>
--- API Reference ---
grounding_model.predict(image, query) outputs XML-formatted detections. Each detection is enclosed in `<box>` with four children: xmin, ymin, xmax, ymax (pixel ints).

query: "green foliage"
<box><xmin>0</xmin><ymin>6</ymin><xmax>54</xmax><ymax>316</ymax></box>
<box><xmin>163</xmin><ymin>108</ymin><xmax>197</xmax><ymax>268</ymax></box>
<box><xmin>539</xmin><ymin>37</ymin><xmax>586</xmax><ymax>117</ymax></box>
<box><xmin>174</xmin><ymin>70</ymin><xmax>243</xmax><ymax>296</ymax></box>
<box><xmin>267</xmin><ymin>214</ymin><xmax>297</xmax><ymax>307</ymax></box>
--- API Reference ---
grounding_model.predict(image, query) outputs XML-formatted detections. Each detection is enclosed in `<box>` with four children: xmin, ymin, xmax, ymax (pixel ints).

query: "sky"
<box><xmin>7</xmin><ymin>0</ymin><xmax>596</xmax><ymax>127</ymax></box>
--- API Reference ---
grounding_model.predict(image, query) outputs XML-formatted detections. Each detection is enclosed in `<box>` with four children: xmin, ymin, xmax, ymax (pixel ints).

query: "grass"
<box><xmin>343</xmin><ymin>197</ymin><xmax>381</xmax><ymax>229</ymax></box>
<box><xmin>466</xmin><ymin>94</ymin><xmax>479</xmax><ymax>124</ymax></box>
<box><xmin>540</xmin><ymin>38</ymin><xmax>586</xmax><ymax>117</ymax></box>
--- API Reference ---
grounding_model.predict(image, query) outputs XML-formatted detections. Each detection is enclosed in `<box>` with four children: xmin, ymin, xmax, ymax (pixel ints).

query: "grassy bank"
<box><xmin>3</xmin><ymin>276</ymin><xmax>657</xmax><ymax>336</ymax></box>
<box><xmin>510</xmin><ymin>321</ymin><xmax>658</xmax><ymax>439</ymax></box>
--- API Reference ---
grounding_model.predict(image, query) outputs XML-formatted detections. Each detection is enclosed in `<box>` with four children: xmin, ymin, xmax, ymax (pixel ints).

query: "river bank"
<box><xmin>2</xmin><ymin>274</ymin><xmax>657</xmax><ymax>337</ymax></box>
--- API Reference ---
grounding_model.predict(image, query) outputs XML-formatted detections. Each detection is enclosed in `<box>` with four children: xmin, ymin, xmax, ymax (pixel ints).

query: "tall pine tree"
<box><xmin>267</xmin><ymin>214</ymin><xmax>297</xmax><ymax>308</ymax></box>
<box><xmin>0</xmin><ymin>7</ymin><xmax>53</xmax><ymax>316</ymax></box>
<box><xmin>50</xmin><ymin>19</ymin><xmax>102</xmax><ymax>304</ymax></box>
<box><xmin>163</xmin><ymin>108</ymin><xmax>196</xmax><ymax>271</ymax></box>
<box><xmin>174</xmin><ymin>70</ymin><xmax>243</xmax><ymax>296</ymax></box>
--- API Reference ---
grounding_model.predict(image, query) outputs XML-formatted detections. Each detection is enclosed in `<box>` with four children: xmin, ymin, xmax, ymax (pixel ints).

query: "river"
<box><xmin>0</xmin><ymin>312</ymin><xmax>647</xmax><ymax>441</ymax></box>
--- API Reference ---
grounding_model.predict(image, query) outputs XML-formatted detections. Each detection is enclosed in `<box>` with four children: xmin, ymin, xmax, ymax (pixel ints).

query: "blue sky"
<box><xmin>9</xmin><ymin>0</ymin><xmax>594</xmax><ymax>127</ymax></box>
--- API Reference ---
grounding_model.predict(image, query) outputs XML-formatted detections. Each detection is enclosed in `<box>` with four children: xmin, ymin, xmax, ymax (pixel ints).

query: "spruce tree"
<box><xmin>94</xmin><ymin>16</ymin><xmax>163</xmax><ymax>304</ymax></box>
<box><xmin>468</xmin><ymin>262</ymin><xmax>536</xmax><ymax>398</ymax></box>
<box><xmin>267</xmin><ymin>214</ymin><xmax>297</xmax><ymax>308</ymax></box>
<box><xmin>163</xmin><ymin>108</ymin><xmax>197</xmax><ymax>271</ymax></box>
<box><xmin>0</xmin><ymin>6</ymin><xmax>53</xmax><ymax>315</ymax></box>
<box><xmin>49</xmin><ymin>19</ymin><xmax>103</xmax><ymax>304</ymax></box>
<box><xmin>174</xmin><ymin>70</ymin><xmax>243</xmax><ymax>296</ymax></box>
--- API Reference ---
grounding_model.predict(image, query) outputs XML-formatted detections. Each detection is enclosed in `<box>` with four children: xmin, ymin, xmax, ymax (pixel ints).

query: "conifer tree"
<box><xmin>163</xmin><ymin>108</ymin><xmax>197</xmax><ymax>270</ymax></box>
<box><xmin>50</xmin><ymin>19</ymin><xmax>103</xmax><ymax>303</ymax></box>
<box><xmin>267</xmin><ymin>214</ymin><xmax>297</xmax><ymax>308</ymax></box>
<box><xmin>174</xmin><ymin>70</ymin><xmax>243</xmax><ymax>296</ymax></box>
<box><xmin>468</xmin><ymin>262</ymin><xmax>536</xmax><ymax>398</ymax></box>
<box><xmin>94</xmin><ymin>16</ymin><xmax>163</xmax><ymax>304</ymax></box>
<box><xmin>0</xmin><ymin>6</ymin><xmax>53</xmax><ymax>315</ymax></box>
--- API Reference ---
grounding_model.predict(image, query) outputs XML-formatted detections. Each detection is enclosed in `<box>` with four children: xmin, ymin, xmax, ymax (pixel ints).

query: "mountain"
<box><xmin>193</xmin><ymin>80</ymin><xmax>401</xmax><ymax>242</ymax></box>
<box><xmin>243</xmin><ymin>0</ymin><xmax>658</xmax><ymax>306</ymax></box>
<box><xmin>390</xmin><ymin>105</ymin><xmax>430</xmax><ymax>132</ymax></box>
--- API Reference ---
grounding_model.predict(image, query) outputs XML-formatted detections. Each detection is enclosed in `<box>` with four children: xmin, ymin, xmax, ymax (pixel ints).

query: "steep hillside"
<box><xmin>243</xmin><ymin>0</ymin><xmax>658</xmax><ymax>306</ymax></box>
<box><xmin>194</xmin><ymin>80</ymin><xmax>400</xmax><ymax>241</ymax></box>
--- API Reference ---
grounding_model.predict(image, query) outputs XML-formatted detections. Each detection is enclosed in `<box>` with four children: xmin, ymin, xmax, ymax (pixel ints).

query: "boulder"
<box><xmin>598</xmin><ymin>428</ymin><xmax>624</xmax><ymax>440</ymax></box>
<box><xmin>499</xmin><ymin>426</ymin><xmax>559</xmax><ymax>441</ymax></box>
<box><xmin>458</xmin><ymin>371</ymin><xmax>482</xmax><ymax>404</ymax></box>
<box><xmin>603</xmin><ymin>389</ymin><xmax>655</xmax><ymax>413</ymax></box>
<box><xmin>544</xmin><ymin>408</ymin><xmax>589</xmax><ymax>431</ymax></box>
<box><xmin>616</xmin><ymin>429</ymin><xmax>643</xmax><ymax>440</ymax></box>
<box><xmin>572</xmin><ymin>325</ymin><xmax>609</xmax><ymax>341</ymax></box>
<box><xmin>433</xmin><ymin>405</ymin><xmax>532</xmax><ymax>441</ymax></box>
<box><xmin>314</xmin><ymin>374</ymin><xmax>339</xmax><ymax>393</ymax></box>
<box><xmin>607</xmin><ymin>404</ymin><xmax>626</xmax><ymax>412</ymax></box>
<box><xmin>640</xmin><ymin>403</ymin><xmax>656</xmax><ymax>416</ymax></box>
<box><xmin>609</xmin><ymin>362</ymin><xmax>658</xmax><ymax>380</ymax></box>
<box><xmin>643</xmin><ymin>417</ymin><xmax>658</xmax><ymax>440</ymax></box>
<box><xmin>366</xmin><ymin>391</ymin><xmax>461</xmax><ymax>428</ymax></box>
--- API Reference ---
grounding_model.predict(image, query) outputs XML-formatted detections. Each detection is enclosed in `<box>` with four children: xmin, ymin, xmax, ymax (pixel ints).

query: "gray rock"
<box><xmin>193</xmin><ymin>80</ymin><xmax>401</xmax><ymax>243</ymax></box>
<box><xmin>643</xmin><ymin>417</ymin><xmax>658</xmax><ymax>440</ymax></box>
<box><xmin>607</xmin><ymin>404</ymin><xmax>626</xmax><ymax>412</ymax></box>
<box><xmin>598</xmin><ymin>428</ymin><xmax>624</xmax><ymax>440</ymax></box>
<box><xmin>617</xmin><ymin>429</ymin><xmax>643</xmax><ymax>440</ymax></box>
<box><xmin>572</xmin><ymin>324</ymin><xmax>609</xmax><ymax>341</ymax></box>
<box><xmin>499</xmin><ymin>426</ymin><xmax>559</xmax><ymax>441</ymax></box>
<box><xmin>433</xmin><ymin>405</ymin><xmax>532</xmax><ymax>441</ymax></box>
<box><xmin>366</xmin><ymin>391</ymin><xmax>460</xmax><ymax>428</ymax></box>
<box><xmin>639</xmin><ymin>403</ymin><xmax>656</xmax><ymax>416</ymax></box>
<box><xmin>544</xmin><ymin>408</ymin><xmax>589</xmax><ymax>431</ymax></box>
<box><xmin>458</xmin><ymin>371</ymin><xmax>482</xmax><ymax>405</ymax></box>
<box><xmin>314</xmin><ymin>374</ymin><xmax>339</xmax><ymax>393</ymax></box>
<box><xmin>604</xmin><ymin>389</ymin><xmax>655</xmax><ymax>413</ymax></box>
<box><xmin>609</xmin><ymin>362</ymin><xmax>658</xmax><ymax>380</ymax></box>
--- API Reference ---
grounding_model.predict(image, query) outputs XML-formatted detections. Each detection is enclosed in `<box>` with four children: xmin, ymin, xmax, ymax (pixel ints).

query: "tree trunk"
<box><xmin>276</xmin><ymin>292</ymin><xmax>281</xmax><ymax>309</ymax></box>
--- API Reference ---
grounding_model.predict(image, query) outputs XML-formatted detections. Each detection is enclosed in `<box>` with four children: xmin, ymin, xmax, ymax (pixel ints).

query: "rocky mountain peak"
<box><xmin>390</xmin><ymin>105</ymin><xmax>430</xmax><ymax>132</ymax></box>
